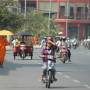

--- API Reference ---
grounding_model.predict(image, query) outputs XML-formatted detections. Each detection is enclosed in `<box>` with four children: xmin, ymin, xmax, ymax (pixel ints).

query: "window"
<box><xmin>59</xmin><ymin>6</ymin><xmax>65</xmax><ymax>18</ymax></box>
<box><xmin>77</xmin><ymin>7</ymin><xmax>82</xmax><ymax>19</ymax></box>
<box><xmin>70</xmin><ymin>7</ymin><xmax>74</xmax><ymax>19</ymax></box>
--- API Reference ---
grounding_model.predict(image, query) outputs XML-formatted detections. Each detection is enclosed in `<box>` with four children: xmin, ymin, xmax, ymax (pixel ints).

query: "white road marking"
<box><xmin>57</xmin><ymin>72</ymin><xmax>90</xmax><ymax>89</ymax></box>
<box><xmin>63</xmin><ymin>75</ymin><xmax>70</xmax><ymax>79</ymax></box>
<box><xmin>38</xmin><ymin>63</ymin><xmax>41</xmax><ymax>64</ymax></box>
<box><xmin>57</xmin><ymin>72</ymin><xmax>63</xmax><ymax>75</ymax></box>
<box><xmin>73</xmin><ymin>80</ymin><xmax>81</xmax><ymax>84</ymax></box>
<box><xmin>83</xmin><ymin>84</ymin><xmax>90</xmax><ymax>89</ymax></box>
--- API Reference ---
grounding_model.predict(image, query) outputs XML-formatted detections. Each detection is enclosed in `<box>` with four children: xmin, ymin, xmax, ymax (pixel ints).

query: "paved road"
<box><xmin>0</xmin><ymin>46</ymin><xmax>90</xmax><ymax>90</ymax></box>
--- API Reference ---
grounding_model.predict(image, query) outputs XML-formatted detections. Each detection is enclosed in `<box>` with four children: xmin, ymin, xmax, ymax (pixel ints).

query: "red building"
<box><xmin>19</xmin><ymin>0</ymin><xmax>90</xmax><ymax>39</ymax></box>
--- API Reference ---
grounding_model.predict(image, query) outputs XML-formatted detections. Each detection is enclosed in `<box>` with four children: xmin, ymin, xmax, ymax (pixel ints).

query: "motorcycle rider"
<box><xmin>59</xmin><ymin>36</ymin><xmax>71</xmax><ymax>62</ymax></box>
<box><xmin>40</xmin><ymin>36</ymin><xmax>58</xmax><ymax>82</ymax></box>
<box><xmin>60</xmin><ymin>46</ymin><xmax>67</xmax><ymax>57</ymax></box>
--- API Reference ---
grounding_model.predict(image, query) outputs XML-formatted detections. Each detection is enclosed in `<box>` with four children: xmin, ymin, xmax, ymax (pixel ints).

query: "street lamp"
<box><xmin>66</xmin><ymin>0</ymin><xmax>69</xmax><ymax>37</ymax></box>
<box><xmin>78</xmin><ymin>24</ymin><xmax>80</xmax><ymax>40</ymax></box>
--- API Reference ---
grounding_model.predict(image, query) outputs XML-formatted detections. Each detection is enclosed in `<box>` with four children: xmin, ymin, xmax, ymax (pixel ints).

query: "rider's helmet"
<box><xmin>62</xmin><ymin>36</ymin><xmax>66</xmax><ymax>41</ymax></box>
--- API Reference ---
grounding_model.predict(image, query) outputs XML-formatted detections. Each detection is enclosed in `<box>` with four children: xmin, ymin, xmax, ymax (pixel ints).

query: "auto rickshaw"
<box><xmin>13</xmin><ymin>32</ymin><xmax>33</xmax><ymax>60</ymax></box>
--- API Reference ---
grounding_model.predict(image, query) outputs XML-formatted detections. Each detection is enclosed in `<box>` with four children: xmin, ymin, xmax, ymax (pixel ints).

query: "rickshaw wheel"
<box><xmin>31</xmin><ymin>55</ymin><xmax>33</xmax><ymax>60</ymax></box>
<box><xmin>13</xmin><ymin>53</ymin><xmax>16</xmax><ymax>60</ymax></box>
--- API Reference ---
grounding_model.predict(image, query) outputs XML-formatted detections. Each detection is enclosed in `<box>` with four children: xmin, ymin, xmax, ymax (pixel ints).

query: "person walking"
<box><xmin>0</xmin><ymin>36</ymin><xmax>9</xmax><ymax>67</ymax></box>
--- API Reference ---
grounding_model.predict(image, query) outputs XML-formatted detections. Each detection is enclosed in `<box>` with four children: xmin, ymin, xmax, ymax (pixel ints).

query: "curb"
<box><xmin>6</xmin><ymin>45</ymin><xmax>40</xmax><ymax>51</ymax></box>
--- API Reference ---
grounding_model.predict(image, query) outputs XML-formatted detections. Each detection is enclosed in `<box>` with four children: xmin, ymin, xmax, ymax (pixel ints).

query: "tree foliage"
<box><xmin>0</xmin><ymin>0</ymin><xmax>24</xmax><ymax>32</ymax></box>
<box><xmin>25</xmin><ymin>11</ymin><xmax>58</xmax><ymax>37</ymax></box>
<box><xmin>0</xmin><ymin>0</ymin><xmax>58</xmax><ymax>36</ymax></box>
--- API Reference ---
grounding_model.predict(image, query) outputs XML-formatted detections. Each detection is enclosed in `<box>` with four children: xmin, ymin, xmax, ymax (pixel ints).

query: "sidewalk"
<box><xmin>6</xmin><ymin>45</ymin><xmax>40</xmax><ymax>51</ymax></box>
<box><xmin>33</xmin><ymin>45</ymin><xmax>40</xmax><ymax>48</ymax></box>
<box><xmin>6</xmin><ymin>46</ymin><xmax>12</xmax><ymax>51</ymax></box>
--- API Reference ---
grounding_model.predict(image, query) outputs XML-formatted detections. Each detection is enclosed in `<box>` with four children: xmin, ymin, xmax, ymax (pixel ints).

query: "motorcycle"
<box><xmin>19</xmin><ymin>43</ymin><xmax>27</xmax><ymax>60</ymax></box>
<box><xmin>59</xmin><ymin>47</ymin><xmax>68</xmax><ymax>63</ymax></box>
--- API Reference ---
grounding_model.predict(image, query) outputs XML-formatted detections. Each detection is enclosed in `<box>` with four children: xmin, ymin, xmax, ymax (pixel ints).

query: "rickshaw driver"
<box><xmin>19</xmin><ymin>41</ymin><xmax>27</xmax><ymax>53</ymax></box>
<box><xmin>20</xmin><ymin>41</ymin><xmax>27</xmax><ymax>51</ymax></box>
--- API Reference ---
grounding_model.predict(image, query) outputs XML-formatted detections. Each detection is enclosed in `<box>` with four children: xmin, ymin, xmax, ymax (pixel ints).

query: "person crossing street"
<box><xmin>0</xmin><ymin>36</ymin><xmax>9</xmax><ymax>67</ymax></box>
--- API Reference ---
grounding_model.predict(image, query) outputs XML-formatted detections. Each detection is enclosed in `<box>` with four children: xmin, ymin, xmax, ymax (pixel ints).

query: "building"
<box><xmin>18</xmin><ymin>0</ymin><xmax>90</xmax><ymax>39</ymax></box>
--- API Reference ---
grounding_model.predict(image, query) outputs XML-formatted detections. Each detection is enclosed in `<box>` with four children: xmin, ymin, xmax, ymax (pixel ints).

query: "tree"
<box><xmin>0</xmin><ymin>0</ymin><xmax>24</xmax><ymax>32</ymax></box>
<box><xmin>25</xmin><ymin>11</ymin><xmax>58</xmax><ymax>38</ymax></box>
<box><xmin>0</xmin><ymin>0</ymin><xmax>58</xmax><ymax>36</ymax></box>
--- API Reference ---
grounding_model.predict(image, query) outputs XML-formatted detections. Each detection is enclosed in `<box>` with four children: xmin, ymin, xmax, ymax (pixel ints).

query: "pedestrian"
<box><xmin>12</xmin><ymin>38</ymin><xmax>20</xmax><ymax>48</ymax></box>
<box><xmin>0</xmin><ymin>36</ymin><xmax>9</xmax><ymax>67</ymax></box>
<box><xmin>67</xmin><ymin>47</ymin><xmax>71</xmax><ymax>62</ymax></box>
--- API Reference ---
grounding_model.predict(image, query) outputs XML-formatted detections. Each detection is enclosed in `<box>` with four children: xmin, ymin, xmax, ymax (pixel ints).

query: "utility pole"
<box><xmin>48</xmin><ymin>0</ymin><xmax>52</xmax><ymax>35</ymax></box>
<box><xmin>23</xmin><ymin>0</ymin><xmax>27</xmax><ymax>31</ymax></box>
<box><xmin>66</xmin><ymin>0</ymin><xmax>69</xmax><ymax>37</ymax></box>
<box><xmin>78</xmin><ymin>24</ymin><xmax>80</xmax><ymax>40</ymax></box>
<box><xmin>24</xmin><ymin>0</ymin><xmax>27</xmax><ymax>18</ymax></box>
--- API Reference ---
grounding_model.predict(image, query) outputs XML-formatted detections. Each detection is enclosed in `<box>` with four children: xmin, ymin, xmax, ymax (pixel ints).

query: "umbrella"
<box><xmin>0</xmin><ymin>30</ymin><xmax>14</xmax><ymax>35</ymax></box>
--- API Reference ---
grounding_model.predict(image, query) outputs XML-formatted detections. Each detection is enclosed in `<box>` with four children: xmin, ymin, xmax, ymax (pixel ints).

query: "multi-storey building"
<box><xmin>18</xmin><ymin>0</ymin><xmax>90</xmax><ymax>39</ymax></box>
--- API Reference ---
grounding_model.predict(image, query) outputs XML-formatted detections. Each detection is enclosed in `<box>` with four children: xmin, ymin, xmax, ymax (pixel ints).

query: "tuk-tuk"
<box><xmin>13</xmin><ymin>32</ymin><xmax>33</xmax><ymax>60</ymax></box>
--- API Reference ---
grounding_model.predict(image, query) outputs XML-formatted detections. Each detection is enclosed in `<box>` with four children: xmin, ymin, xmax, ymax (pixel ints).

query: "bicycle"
<box><xmin>42</xmin><ymin>60</ymin><xmax>56</xmax><ymax>88</ymax></box>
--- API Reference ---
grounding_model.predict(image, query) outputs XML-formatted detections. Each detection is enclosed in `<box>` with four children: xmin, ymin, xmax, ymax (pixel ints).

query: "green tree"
<box><xmin>0</xmin><ymin>0</ymin><xmax>58</xmax><ymax>36</ymax></box>
<box><xmin>0</xmin><ymin>0</ymin><xmax>24</xmax><ymax>32</ymax></box>
<box><xmin>25</xmin><ymin>11</ymin><xmax>58</xmax><ymax>38</ymax></box>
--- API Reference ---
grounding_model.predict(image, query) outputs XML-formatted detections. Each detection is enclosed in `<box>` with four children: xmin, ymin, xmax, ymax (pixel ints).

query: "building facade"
<box><xmin>18</xmin><ymin>0</ymin><xmax>90</xmax><ymax>39</ymax></box>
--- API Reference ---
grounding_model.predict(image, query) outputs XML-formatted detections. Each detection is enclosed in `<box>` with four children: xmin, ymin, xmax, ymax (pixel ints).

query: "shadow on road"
<box><xmin>0</xmin><ymin>61</ymin><xmax>42</xmax><ymax>76</ymax></box>
<box><xmin>39</xmin><ymin>85</ymin><xmax>85</xmax><ymax>89</ymax></box>
<box><xmin>49</xmin><ymin>86</ymin><xmax>84</xmax><ymax>89</ymax></box>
